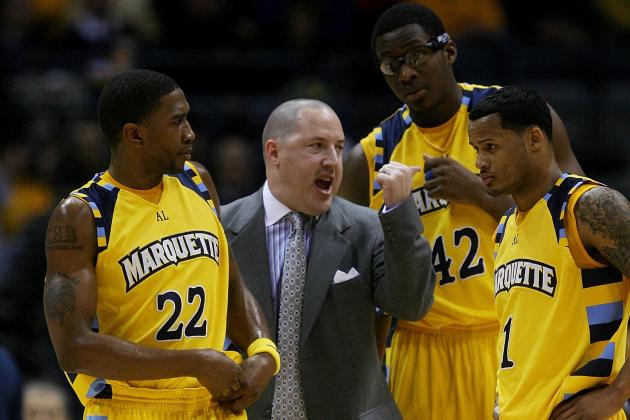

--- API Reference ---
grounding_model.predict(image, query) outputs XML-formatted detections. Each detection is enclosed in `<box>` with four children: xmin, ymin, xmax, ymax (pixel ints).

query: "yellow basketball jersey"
<box><xmin>361</xmin><ymin>83</ymin><xmax>501</xmax><ymax>331</ymax></box>
<box><xmin>493</xmin><ymin>174</ymin><xmax>628</xmax><ymax>419</ymax></box>
<box><xmin>64</xmin><ymin>162</ymin><xmax>229</xmax><ymax>404</ymax></box>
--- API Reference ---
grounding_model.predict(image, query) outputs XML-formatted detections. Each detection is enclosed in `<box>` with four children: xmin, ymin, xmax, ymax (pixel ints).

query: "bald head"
<box><xmin>261</xmin><ymin>98</ymin><xmax>344</xmax><ymax>215</ymax></box>
<box><xmin>262</xmin><ymin>99</ymin><xmax>335</xmax><ymax>147</ymax></box>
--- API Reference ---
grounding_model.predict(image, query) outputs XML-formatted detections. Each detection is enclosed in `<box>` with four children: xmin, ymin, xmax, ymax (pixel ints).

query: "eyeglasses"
<box><xmin>378</xmin><ymin>33</ymin><xmax>450</xmax><ymax>76</ymax></box>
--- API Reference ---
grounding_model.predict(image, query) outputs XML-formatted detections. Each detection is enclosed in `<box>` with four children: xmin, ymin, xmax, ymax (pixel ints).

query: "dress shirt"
<box><xmin>263</xmin><ymin>182</ymin><xmax>314</xmax><ymax>311</ymax></box>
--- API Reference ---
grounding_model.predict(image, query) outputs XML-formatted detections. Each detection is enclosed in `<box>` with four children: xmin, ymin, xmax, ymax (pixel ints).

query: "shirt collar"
<box><xmin>263</xmin><ymin>181</ymin><xmax>294</xmax><ymax>228</ymax></box>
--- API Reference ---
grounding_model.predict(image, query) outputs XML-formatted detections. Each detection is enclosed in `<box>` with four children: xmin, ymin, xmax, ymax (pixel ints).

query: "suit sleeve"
<box><xmin>372</xmin><ymin>196</ymin><xmax>435</xmax><ymax>320</ymax></box>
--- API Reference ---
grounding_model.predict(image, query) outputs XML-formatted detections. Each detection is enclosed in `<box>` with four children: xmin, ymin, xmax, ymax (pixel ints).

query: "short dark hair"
<box><xmin>371</xmin><ymin>3</ymin><xmax>446</xmax><ymax>56</ymax></box>
<box><xmin>469</xmin><ymin>86</ymin><xmax>553</xmax><ymax>141</ymax></box>
<box><xmin>97</xmin><ymin>69</ymin><xmax>180</xmax><ymax>147</ymax></box>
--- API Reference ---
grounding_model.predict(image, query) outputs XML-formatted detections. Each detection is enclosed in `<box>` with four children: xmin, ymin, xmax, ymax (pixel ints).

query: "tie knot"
<box><xmin>289</xmin><ymin>212</ymin><xmax>306</xmax><ymax>231</ymax></box>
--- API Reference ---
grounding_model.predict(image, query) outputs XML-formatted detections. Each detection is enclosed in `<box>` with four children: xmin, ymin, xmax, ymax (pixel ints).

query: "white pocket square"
<box><xmin>333</xmin><ymin>267</ymin><xmax>360</xmax><ymax>284</ymax></box>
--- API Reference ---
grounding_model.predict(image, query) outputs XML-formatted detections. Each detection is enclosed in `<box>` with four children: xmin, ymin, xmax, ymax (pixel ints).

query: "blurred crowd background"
<box><xmin>0</xmin><ymin>0</ymin><xmax>629</xmax><ymax>418</ymax></box>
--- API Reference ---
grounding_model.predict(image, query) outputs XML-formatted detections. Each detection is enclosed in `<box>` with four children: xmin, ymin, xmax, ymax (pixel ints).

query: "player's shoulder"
<box><xmin>46</xmin><ymin>196</ymin><xmax>97</xmax><ymax>249</ymax></box>
<box><xmin>52</xmin><ymin>195</ymin><xmax>93</xmax><ymax>221</ymax></box>
<box><xmin>460</xmin><ymin>82</ymin><xmax>502</xmax><ymax>110</ymax></box>
<box><xmin>55</xmin><ymin>174</ymin><xmax>111</xmax><ymax>223</ymax></box>
<box><xmin>186</xmin><ymin>160</ymin><xmax>210</xmax><ymax>181</ymax></box>
<box><xmin>574</xmin><ymin>185</ymin><xmax>629</xmax><ymax>221</ymax></box>
<box><xmin>362</xmin><ymin>105</ymin><xmax>411</xmax><ymax>138</ymax></box>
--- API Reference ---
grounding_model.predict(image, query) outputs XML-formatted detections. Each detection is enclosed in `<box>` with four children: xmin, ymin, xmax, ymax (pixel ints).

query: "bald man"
<box><xmin>221</xmin><ymin>99</ymin><xmax>435</xmax><ymax>420</ymax></box>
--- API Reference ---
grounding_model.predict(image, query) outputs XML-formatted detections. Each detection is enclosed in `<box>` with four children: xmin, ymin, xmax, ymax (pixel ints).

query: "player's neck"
<box><xmin>514</xmin><ymin>162</ymin><xmax>563</xmax><ymax>212</ymax></box>
<box><xmin>108</xmin><ymin>154</ymin><xmax>163</xmax><ymax>190</ymax></box>
<box><xmin>410</xmin><ymin>82</ymin><xmax>462</xmax><ymax>128</ymax></box>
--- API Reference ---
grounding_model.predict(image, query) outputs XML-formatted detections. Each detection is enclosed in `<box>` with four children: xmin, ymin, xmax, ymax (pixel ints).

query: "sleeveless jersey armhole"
<box><xmin>565</xmin><ymin>184</ymin><xmax>606</xmax><ymax>269</ymax></box>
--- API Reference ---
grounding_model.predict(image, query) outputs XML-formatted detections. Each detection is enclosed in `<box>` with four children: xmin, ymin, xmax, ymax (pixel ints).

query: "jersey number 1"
<box><xmin>501</xmin><ymin>316</ymin><xmax>515</xmax><ymax>369</ymax></box>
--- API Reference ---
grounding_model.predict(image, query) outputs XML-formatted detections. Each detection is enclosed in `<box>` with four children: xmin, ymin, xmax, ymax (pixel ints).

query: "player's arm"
<box><xmin>549</xmin><ymin>105</ymin><xmax>584</xmax><ymax>175</ymax></box>
<box><xmin>194</xmin><ymin>160</ymin><xmax>276</xmax><ymax>351</ymax></box>
<box><xmin>575</xmin><ymin>186</ymin><xmax>630</xmax><ymax>276</ymax></box>
<box><xmin>195</xmin><ymin>161</ymin><xmax>277</xmax><ymax>411</ymax></box>
<box><xmin>338</xmin><ymin>142</ymin><xmax>371</xmax><ymax>206</ymax></box>
<box><xmin>550</xmin><ymin>187</ymin><xmax>630</xmax><ymax>419</ymax></box>
<box><xmin>216</xmin><ymin>250</ymin><xmax>277</xmax><ymax>412</ymax></box>
<box><xmin>44</xmin><ymin>197</ymin><xmax>242</xmax><ymax>397</ymax></box>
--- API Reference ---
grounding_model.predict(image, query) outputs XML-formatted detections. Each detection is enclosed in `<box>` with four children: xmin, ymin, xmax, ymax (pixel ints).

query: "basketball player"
<box><xmin>468</xmin><ymin>86</ymin><xmax>630</xmax><ymax>419</ymax></box>
<box><xmin>338</xmin><ymin>3</ymin><xmax>584</xmax><ymax>418</ymax></box>
<box><xmin>43</xmin><ymin>69</ymin><xmax>280</xmax><ymax>419</ymax></box>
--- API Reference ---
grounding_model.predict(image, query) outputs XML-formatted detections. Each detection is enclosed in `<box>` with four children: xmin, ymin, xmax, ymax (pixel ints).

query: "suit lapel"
<box><xmin>300</xmin><ymin>200</ymin><xmax>351</xmax><ymax>347</ymax></box>
<box><xmin>226</xmin><ymin>192</ymin><xmax>277</xmax><ymax>338</ymax></box>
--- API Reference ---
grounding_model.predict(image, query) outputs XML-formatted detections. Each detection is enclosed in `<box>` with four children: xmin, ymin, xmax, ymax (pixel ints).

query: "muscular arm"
<box><xmin>551</xmin><ymin>187</ymin><xmax>630</xmax><ymax>419</ymax></box>
<box><xmin>549</xmin><ymin>105</ymin><xmax>584</xmax><ymax>175</ymax></box>
<box><xmin>338</xmin><ymin>143</ymin><xmax>371</xmax><ymax>206</ymax></box>
<box><xmin>575</xmin><ymin>187</ymin><xmax>630</xmax><ymax>276</ymax></box>
<box><xmin>44</xmin><ymin>198</ymin><xmax>238</xmax><ymax>392</ymax></box>
<box><xmin>193</xmin><ymin>161</ymin><xmax>273</xmax><ymax>349</ymax></box>
<box><xmin>195</xmin><ymin>161</ymin><xmax>276</xmax><ymax>410</ymax></box>
<box><xmin>225</xmin><ymin>251</ymin><xmax>273</xmax><ymax>349</ymax></box>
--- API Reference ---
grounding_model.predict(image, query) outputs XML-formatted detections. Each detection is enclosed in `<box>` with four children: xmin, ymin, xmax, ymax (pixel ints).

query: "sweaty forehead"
<box><xmin>375</xmin><ymin>23</ymin><xmax>431</xmax><ymax>58</ymax></box>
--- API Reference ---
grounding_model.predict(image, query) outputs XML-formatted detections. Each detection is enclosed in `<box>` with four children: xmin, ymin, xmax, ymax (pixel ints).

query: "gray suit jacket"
<box><xmin>222</xmin><ymin>189</ymin><xmax>435</xmax><ymax>420</ymax></box>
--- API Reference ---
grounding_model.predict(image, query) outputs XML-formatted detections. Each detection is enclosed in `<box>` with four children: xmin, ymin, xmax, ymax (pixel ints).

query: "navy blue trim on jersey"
<box><xmin>582</xmin><ymin>266</ymin><xmax>623</xmax><ymax>288</ymax></box>
<box><xmin>372</xmin><ymin>105</ymin><xmax>412</xmax><ymax>195</ymax></box>
<box><xmin>94</xmin><ymin>384</ymin><xmax>113</xmax><ymax>399</ymax></box>
<box><xmin>169</xmin><ymin>164</ymin><xmax>213</xmax><ymax>204</ymax></box>
<box><xmin>71</xmin><ymin>173</ymin><xmax>120</xmax><ymax>254</ymax></box>
<box><xmin>495</xmin><ymin>206</ymin><xmax>516</xmax><ymax>248</ymax></box>
<box><xmin>572</xmin><ymin>342</ymin><xmax>615</xmax><ymax>378</ymax></box>
<box><xmin>586</xmin><ymin>301</ymin><xmax>624</xmax><ymax>343</ymax></box>
<box><xmin>544</xmin><ymin>174</ymin><xmax>584</xmax><ymax>244</ymax></box>
<box><xmin>463</xmin><ymin>86</ymin><xmax>500</xmax><ymax>111</ymax></box>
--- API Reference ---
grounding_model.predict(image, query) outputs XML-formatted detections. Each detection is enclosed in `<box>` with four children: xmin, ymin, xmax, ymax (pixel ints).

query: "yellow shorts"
<box><xmin>83</xmin><ymin>351</ymin><xmax>246</xmax><ymax>419</ymax></box>
<box><xmin>83</xmin><ymin>385</ymin><xmax>246</xmax><ymax>420</ymax></box>
<box><xmin>389</xmin><ymin>324</ymin><xmax>498</xmax><ymax>420</ymax></box>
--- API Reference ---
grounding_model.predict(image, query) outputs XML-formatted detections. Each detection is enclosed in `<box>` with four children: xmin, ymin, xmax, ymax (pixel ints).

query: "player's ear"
<box><xmin>444</xmin><ymin>40</ymin><xmax>457</xmax><ymax>65</ymax></box>
<box><xmin>526</xmin><ymin>126</ymin><xmax>545</xmax><ymax>152</ymax></box>
<box><xmin>122</xmin><ymin>123</ymin><xmax>143</xmax><ymax>147</ymax></box>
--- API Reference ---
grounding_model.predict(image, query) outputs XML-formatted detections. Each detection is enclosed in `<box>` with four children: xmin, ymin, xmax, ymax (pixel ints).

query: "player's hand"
<box><xmin>196</xmin><ymin>349</ymin><xmax>244</xmax><ymax>399</ymax></box>
<box><xmin>374</xmin><ymin>161</ymin><xmax>421</xmax><ymax>208</ymax></box>
<box><xmin>423</xmin><ymin>154</ymin><xmax>486</xmax><ymax>205</ymax></box>
<box><xmin>549</xmin><ymin>385</ymin><xmax>625</xmax><ymax>420</ymax></box>
<box><xmin>215</xmin><ymin>353</ymin><xmax>276</xmax><ymax>413</ymax></box>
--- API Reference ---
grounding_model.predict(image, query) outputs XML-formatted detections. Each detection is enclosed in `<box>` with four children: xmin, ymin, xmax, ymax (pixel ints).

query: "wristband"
<box><xmin>247</xmin><ymin>338</ymin><xmax>281</xmax><ymax>375</ymax></box>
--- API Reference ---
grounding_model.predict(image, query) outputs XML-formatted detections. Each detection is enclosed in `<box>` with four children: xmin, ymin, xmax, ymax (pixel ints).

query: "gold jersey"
<box><xmin>494</xmin><ymin>174</ymin><xmax>628</xmax><ymax>419</ymax></box>
<box><xmin>360</xmin><ymin>83</ymin><xmax>501</xmax><ymax>332</ymax></box>
<box><xmin>64</xmin><ymin>162</ymin><xmax>229</xmax><ymax>404</ymax></box>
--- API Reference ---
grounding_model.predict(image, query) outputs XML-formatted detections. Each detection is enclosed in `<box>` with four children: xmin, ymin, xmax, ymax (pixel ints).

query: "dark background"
<box><xmin>0</xmin><ymin>0</ymin><xmax>628</xmax><ymax>417</ymax></box>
